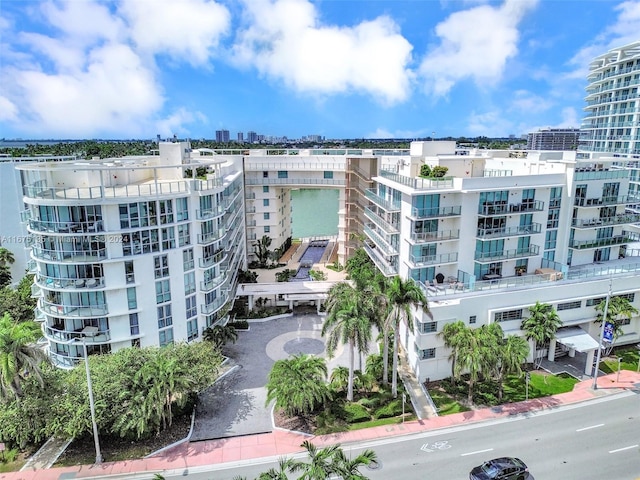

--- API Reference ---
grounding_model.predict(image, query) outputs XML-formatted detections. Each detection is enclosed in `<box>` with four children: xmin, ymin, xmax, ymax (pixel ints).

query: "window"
<box><xmin>159</xmin><ymin>200</ymin><xmax>173</xmax><ymax>224</ymax></box>
<box><xmin>184</xmin><ymin>272</ymin><xmax>196</xmax><ymax>295</ymax></box>
<box><xmin>557</xmin><ymin>301</ymin><xmax>581</xmax><ymax>310</ymax></box>
<box><xmin>586</xmin><ymin>296</ymin><xmax>606</xmax><ymax>307</ymax></box>
<box><xmin>131</xmin><ymin>338</ymin><xmax>141</xmax><ymax>348</ymax></box>
<box><xmin>263</xmin><ymin>186</ymin><xmax>269</xmax><ymax>193</ymax></box>
<box><xmin>264</xmin><ymin>213</ymin><xmax>270</xmax><ymax>220</ymax></box>
<box><xmin>183</xmin><ymin>248</ymin><xmax>194</xmax><ymax>271</ymax></box>
<box><xmin>125</xmin><ymin>261</ymin><xmax>134</xmax><ymax>284</ymax></box>
<box><xmin>418</xmin><ymin>321</ymin><xmax>438</xmax><ymax>333</ymax></box>
<box><xmin>264</xmin><ymin>226</ymin><xmax>271</xmax><ymax>233</ymax></box>
<box><xmin>187</xmin><ymin>318</ymin><xmax>198</xmax><ymax>341</ymax></box>
<box><xmin>494</xmin><ymin>309</ymin><xmax>523</xmax><ymax>322</ymax></box>
<box><xmin>155</xmin><ymin>279</ymin><xmax>171</xmax><ymax>304</ymax></box>
<box><xmin>176</xmin><ymin>197</ymin><xmax>189</xmax><ymax>221</ymax></box>
<box><xmin>469</xmin><ymin>315</ymin><xmax>477</xmax><ymax>324</ymax></box>
<box><xmin>186</xmin><ymin>295</ymin><xmax>197</xmax><ymax>318</ymax></box>
<box><xmin>129</xmin><ymin>313</ymin><xmax>139</xmax><ymax>335</ymax></box>
<box><xmin>616</xmin><ymin>293</ymin><xmax>635</xmax><ymax>302</ymax></box>
<box><xmin>178</xmin><ymin>224</ymin><xmax>190</xmax><ymax>247</ymax></box>
<box><xmin>159</xmin><ymin>327</ymin><xmax>174</xmax><ymax>347</ymax></box>
<box><xmin>157</xmin><ymin>304</ymin><xmax>173</xmax><ymax>328</ymax></box>
<box><xmin>324</xmin><ymin>171</ymin><xmax>333</xmax><ymax>179</ymax></box>
<box><xmin>162</xmin><ymin>227</ymin><xmax>175</xmax><ymax>250</ymax></box>
<box><xmin>127</xmin><ymin>287</ymin><xmax>137</xmax><ymax>310</ymax></box>
<box><xmin>416</xmin><ymin>346</ymin><xmax>436</xmax><ymax>360</ymax></box>
<box><xmin>154</xmin><ymin>255</ymin><xmax>169</xmax><ymax>278</ymax></box>
<box><xmin>263</xmin><ymin>171</ymin><xmax>269</xmax><ymax>178</ymax></box>
<box><xmin>263</xmin><ymin>199</ymin><xmax>270</xmax><ymax>207</ymax></box>
<box><xmin>277</xmin><ymin>171</ymin><xmax>288</xmax><ymax>178</ymax></box>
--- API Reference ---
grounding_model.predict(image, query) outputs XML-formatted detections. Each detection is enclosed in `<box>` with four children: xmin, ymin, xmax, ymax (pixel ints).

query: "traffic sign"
<box><xmin>603</xmin><ymin>321</ymin><xmax>615</xmax><ymax>343</ymax></box>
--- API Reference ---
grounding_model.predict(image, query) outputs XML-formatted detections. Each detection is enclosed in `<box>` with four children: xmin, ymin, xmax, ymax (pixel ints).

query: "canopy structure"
<box><xmin>555</xmin><ymin>327</ymin><xmax>600</xmax><ymax>352</ymax></box>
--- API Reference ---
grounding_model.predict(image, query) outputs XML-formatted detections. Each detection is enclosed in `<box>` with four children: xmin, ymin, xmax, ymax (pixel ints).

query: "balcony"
<box><xmin>44</xmin><ymin>324</ymin><xmax>111</xmax><ymax>344</ymax></box>
<box><xmin>198</xmin><ymin>250</ymin><xmax>225</xmax><ymax>269</ymax></box>
<box><xmin>28</xmin><ymin>219</ymin><xmax>103</xmax><ymax>234</ymax></box>
<box><xmin>378</xmin><ymin>170</ymin><xmax>454</xmax><ymax>190</ymax></box>
<box><xmin>476</xmin><ymin>223</ymin><xmax>542</xmax><ymax>239</ymax></box>
<box><xmin>410</xmin><ymin>205</ymin><xmax>461</xmax><ymax>219</ymax></box>
<box><xmin>364</xmin><ymin>189</ymin><xmax>401</xmax><ymax>212</ymax></box>
<box><xmin>569</xmin><ymin>232</ymin><xmax>636</xmax><ymax>250</ymax></box>
<box><xmin>196</xmin><ymin>205</ymin><xmax>225</xmax><ymax>220</ymax></box>
<box><xmin>363</xmin><ymin>243</ymin><xmax>398</xmax><ymax>277</ymax></box>
<box><xmin>201</xmin><ymin>294</ymin><xmax>228</xmax><ymax>315</ymax></box>
<box><xmin>409</xmin><ymin>252</ymin><xmax>458</xmax><ymax>267</ymax></box>
<box><xmin>197</xmin><ymin>228</ymin><xmax>225</xmax><ymax>245</ymax></box>
<box><xmin>200</xmin><ymin>273</ymin><xmax>226</xmax><ymax>293</ymax></box>
<box><xmin>245</xmin><ymin>177</ymin><xmax>345</xmax><ymax>187</ymax></box>
<box><xmin>363</xmin><ymin>225</ymin><xmax>398</xmax><ymax>257</ymax></box>
<box><xmin>474</xmin><ymin>245</ymin><xmax>540</xmax><ymax>262</ymax></box>
<box><xmin>32</xmin><ymin>246</ymin><xmax>107</xmax><ymax>262</ymax></box>
<box><xmin>477</xmin><ymin>203</ymin><xmax>509</xmax><ymax>216</ymax></box>
<box><xmin>572</xmin><ymin>214</ymin><xmax>640</xmax><ymax>228</ymax></box>
<box><xmin>507</xmin><ymin>200</ymin><xmax>545</xmax><ymax>214</ymax></box>
<box><xmin>36</xmin><ymin>274</ymin><xmax>104</xmax><ymax>290</ymax></box>
<box><xmin>40</xmin><ymin>298</ymin><xmax>108</xmax><ymax>317</ymax></box>
<box><xmin>410</xmin><ymin>229</ymin><xmax>460</xmax><ymax>244</ymax></box>
<box><xmin>574</xmin><ymin>195</ymin><xmax>640</xmax><ymax>207</ymax></box>
<box><xmin>574</xmin><ymin>169</ymin><xmax>629</xmax><ymax>181</ymax></box>
<box><xmin>364</xmin><ymin>207</ymin><xmax>399</xmax><ymax>234</ymax></box>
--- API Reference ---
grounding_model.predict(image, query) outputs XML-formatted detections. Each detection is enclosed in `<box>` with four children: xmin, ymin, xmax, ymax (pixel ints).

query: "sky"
<box><xmin>1</xmin><ymin>0</ymin><xmax>640</xmax><ymax>140</ymax></box>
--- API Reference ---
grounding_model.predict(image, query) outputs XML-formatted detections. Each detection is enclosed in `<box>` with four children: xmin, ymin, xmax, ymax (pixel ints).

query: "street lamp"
<box><xmin>80</xmin><ymin>328</ymin><xmax>103</xmax><ymax>464</ymax></box>
<box><xmin>592</xmin><ymin>278</ymin><xmax>612</xmax><ymax>390</ymax></box>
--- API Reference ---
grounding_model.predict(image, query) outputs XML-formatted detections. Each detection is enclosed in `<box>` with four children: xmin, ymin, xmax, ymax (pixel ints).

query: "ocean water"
<box><xmin>291</xmin><ymin>189</ymin><xmax>339</xmax><ymax>239</ymax></box>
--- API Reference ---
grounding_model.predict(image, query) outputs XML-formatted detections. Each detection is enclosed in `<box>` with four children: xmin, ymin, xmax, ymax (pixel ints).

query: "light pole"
<box><xmin>81</xmin><ymin>334</ymin><xmax>103</xmax><ymax>464</ymax></box>
<box><xmin>592</xmin><ymin>278</ymin><xmax>612</xmax><ymax>390</ymax></box>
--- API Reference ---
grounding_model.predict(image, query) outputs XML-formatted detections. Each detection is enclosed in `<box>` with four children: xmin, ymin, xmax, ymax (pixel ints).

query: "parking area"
<box><xmin>191</xmin><ymin>313</ymin><xmax>369</xmax><ymax>441</ymax></box>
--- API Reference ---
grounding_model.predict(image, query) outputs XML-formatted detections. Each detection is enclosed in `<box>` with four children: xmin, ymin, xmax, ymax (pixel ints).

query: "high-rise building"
<box><xmin>215</xmin><ymin>129</ymin><xmax>230</xmax><ymax>143</ymax></box>
<box><xmin>237</xmin><ymin>132</ymin><xmax>244</xmax><ymax>143</ymax></box>
<box><xmin>526</xmin><ymin>128</ymin><xmax>580</xmax><ymax>150</ymax></box>
<box><xmin>246</xmin><ymin>131</ymin><xmax>257</xmax><ymax>143</ymax></box>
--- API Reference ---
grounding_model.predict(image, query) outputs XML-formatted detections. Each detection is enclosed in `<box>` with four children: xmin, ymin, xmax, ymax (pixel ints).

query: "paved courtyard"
<box><xmin>191</xmin><ymin>313</ymin><xmax>368</xmax><ymax>441</ymax></box>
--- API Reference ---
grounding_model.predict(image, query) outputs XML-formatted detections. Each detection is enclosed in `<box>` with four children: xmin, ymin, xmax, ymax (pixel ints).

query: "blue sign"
<box><xmin>603</xmin><ymin>321</ymin><xmax>615</xmax><ymax>343</ymax></box>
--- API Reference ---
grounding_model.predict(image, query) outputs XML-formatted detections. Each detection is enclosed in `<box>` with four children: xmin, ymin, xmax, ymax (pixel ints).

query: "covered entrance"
<box><xmin>547</xmin><ymin>326</ymin><xmax>600</xmax><ymax>376</ymax></box>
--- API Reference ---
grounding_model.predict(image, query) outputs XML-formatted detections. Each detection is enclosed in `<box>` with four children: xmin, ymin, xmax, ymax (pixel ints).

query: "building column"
<box><xmin>547</xmin><ymin>339</ymin><xmax>556</xmax><ymax>361</ymax></box>
<box><xmin>248</xmin><ymin>295</ymin><xmax>254</xmax><ymax>311</ymax></box>
<box><xmin>585</xmin><ymin>349</ymin><xmax>595</xmax><ymax>375</ymax></box>
<box><xmin>289</xmin><ymin>299</ymin><xmax>294</xmax><ymax>310</ymax></box>
<box><xmin>568</xmin><ymin>347</ymin><xmax>576</xmax><ymax>358</ymax></box>
<box><xmin>316</xmin><ymin>299</ymin><xmax>321</xmax><ymax>314</ymax></box>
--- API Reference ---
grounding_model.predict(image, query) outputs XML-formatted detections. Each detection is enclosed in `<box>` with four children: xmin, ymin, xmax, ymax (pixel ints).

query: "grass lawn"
<box><xmin>429</xmin><ymin>387</ymin><xmax>470</xmax><ymax>415</ymax></box>
<box><xmin>600</xmin><ymin>346</ymin><xmax>640</xmax><ymax>374</ymax></box>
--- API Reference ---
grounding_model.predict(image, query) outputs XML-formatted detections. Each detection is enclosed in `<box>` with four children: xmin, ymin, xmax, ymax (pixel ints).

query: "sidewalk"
<box><xmin>5</xmin><ymin>370</ymin><xmax>639</xmax><ymax>480</ymax></box>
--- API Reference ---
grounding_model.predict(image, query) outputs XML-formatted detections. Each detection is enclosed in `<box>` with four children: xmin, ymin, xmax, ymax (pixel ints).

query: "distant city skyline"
<box><xmin>1</xmin><ymin>1</ymin><xmax>640</xmax><ymax>140</ymax></box>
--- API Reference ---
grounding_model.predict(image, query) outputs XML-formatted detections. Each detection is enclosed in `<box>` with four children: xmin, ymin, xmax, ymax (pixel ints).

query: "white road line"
<box><xmin>576</xmin><ymin>423</ymin><xmax>604</xmax><ymax>432</ymax></box>
<box><xmin>461</xmin><ymin>448</ymin><xmax>494</xmax><ymax>457</ymax></box>
<box><xmin>609</xmin><ymin>445</ymin><xmax>638</xmax><ymax>454</ymax></box>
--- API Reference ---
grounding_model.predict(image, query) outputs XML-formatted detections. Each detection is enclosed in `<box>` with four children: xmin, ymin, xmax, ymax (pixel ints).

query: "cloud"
<box><xmin>119</xmin><ymin>0</ymin><xmax>230</xmax><ymax>66</ymax></box>
<box><xmin>1</xmin><ymin>0</ymin><xmax>230</xmax><ymax>138</ymax></box>
<box><xmin>418</xmin><ymin>0</ymin><xmax>538</xmax><ymax>97</ymax></box>
<box><xmin>231</xmin><ymin>0</ymin><xmax>414</xmax><ymax>104</ymax></box>
<box><xmin>509</xmin><ymin>90</ymin><xmax>553</xmax><ymax>114</ymax></box>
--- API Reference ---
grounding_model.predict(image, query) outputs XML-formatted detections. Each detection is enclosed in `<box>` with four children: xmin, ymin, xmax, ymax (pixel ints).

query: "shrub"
<box><xmin>344</xmin><ymin>403</ymin><xmax>371</xmax><ymax>423</ymax></box>
<box><xmin>228</xmin><ymin>320</ymin><xmax>249</xmax><ymax>330</ymax></box>
<box><xmin>374</xmin><ymin>399</ymin><xmax>403</xmax><ymax>419</ymax></box>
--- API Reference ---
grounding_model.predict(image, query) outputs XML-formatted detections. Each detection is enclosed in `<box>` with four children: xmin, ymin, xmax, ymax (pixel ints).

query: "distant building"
<box><xmin>526</xmin><ymin>128</ymin><xmax>580</xmax><ymax>150</ymax></box>
<box><xmin>215</xmin><ymin>130</ymin><xmax>230</xmax><ymax>143</ymax></box>
<box><xmin>237</xmin><ymin>132</ymin><xmax>244</xmax><ymax>143</ymax></box>
<box><xmin>246</xmin><ymin>131</ymin><xmax>257</xmax><ymax>143</ymax></box>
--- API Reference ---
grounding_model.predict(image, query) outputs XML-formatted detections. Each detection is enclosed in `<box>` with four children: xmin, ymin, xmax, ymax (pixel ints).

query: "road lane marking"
<box><xmin>576</xmin><ymin>423</ymin><xmax>604</xmax><ymax>432</ymax></box>
<box><xmin>609</xmin><ymin>445</ymin><xmax>638</xmax><ymax>454</ymax></box>
<box><xmin>461</xmin><ymin>448</ymin><xmax>493</xmax><ymax>457</ymax></box>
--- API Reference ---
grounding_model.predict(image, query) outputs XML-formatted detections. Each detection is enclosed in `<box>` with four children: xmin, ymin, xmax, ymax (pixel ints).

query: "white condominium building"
<box><xmin>18</xmin><ymin>141</ymin><xmax>245</xmax><ymax>368</ymax></box>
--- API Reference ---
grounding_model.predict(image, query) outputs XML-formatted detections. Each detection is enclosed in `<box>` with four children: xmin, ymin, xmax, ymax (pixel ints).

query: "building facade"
<box><xmin>526</xmin><ymin>128</ymin><xmax>580</xmax><ymax>150</ymax></box>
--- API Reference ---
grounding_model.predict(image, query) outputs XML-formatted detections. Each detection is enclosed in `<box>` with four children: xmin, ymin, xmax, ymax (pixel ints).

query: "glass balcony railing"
<box><xmin>410</xmin><ymin>229</ymin><xmax>460</xmax><ymax>243</ymax></box>
<box><xmin>200</xmin><ymin>294</ymin><xmax>228</xmax><ymax>314</ymax></box>
<box><xmin>569</xmin><ymin>231</ymin><xmax>637</xmax><ymax>249</ymax></box>
<box><xmin>574</xmin><ymin>195</ymin><xmax>640</xmax><ymax>207</ymax></box>
<box><xmin>572</xmin><ymin>214</ymin><xmax>640</xmax><ymax>228</ymax></box>
<box><xmin>44</xmin><ymin>325</ymin><xmax>111</xmax><ymax>343</ymax></box>
<box><xmin>364</xmin><ymin>207</ymin><xmax>399</xmax><ymax>234</ymax></box>
<box><xmin>365</xmin><ymin>189</ymin><xmax>401</xmax><ymax>211</ymax></box>
<box><xmin>245</xmin><ymin>177</ymin><xmax>345</xmax><ymax>186</ymax></box>
<box><xmin>28</xmin><ymin>219</ymin><xmax>103</xmax><ymax>234</ymax></box>
<box><xmin>197</xmin><ymin>228</ymin><xmax>225</xmax><ymax>245</ymax></box>
<box><xmin>379</xmin><ymin>169</ymin><xmax>454</xmax><ymax>190</ymax></box>
<box><xmin>410</xmin><ymin>205</ymin><xmax>461</xmax><ymax>218</ymax></box>
<box><xmin>40</xmin><ymin>299</ymin><xmax>108</xmax><ymax>317</ymax></box>
<box><xmin>36</xmin><ymin>274</ymin><xmax>104</xmax><ymax>290</ymax></box>
<box><xmin>574</xmin><ymin>169</ymin><xmax>629</xmax><ymax>181</ymax></box>
<box><xmin>476</xmin><ymin>223</ymin><xmax>542</xmax><ymax>238</ymax></box>
<box><xmin>363</xmin><ymin>225</ymin><xmax>398</xmax><ymax>257</ymax></box>
<box><xmin>32</xmin><ymin>246</ymin><xmax>107</xmax><ymax>262</ymax></box>
<box><xmin>409</xmin><ymin>252</ymin><xmax>458</xmax><ymax>266</ymax></box>
<box><xmin>200</xmin><ymin>274</ymin><xmax>226</xmax><ymax>293</ymax></box>
<box><xmin>198</xmin><ymin>250</ymin><xmax>225</xmax><ymax>269</ymax></box>
<box><xmin>474</xmin><ymin>245</ymin><xmax>540</xmax><ymax>262</ymax></box>
<box><xmin>363</xmin><ymin>243</ymin><xmax>398</xmax><ymax>276</ymax></box>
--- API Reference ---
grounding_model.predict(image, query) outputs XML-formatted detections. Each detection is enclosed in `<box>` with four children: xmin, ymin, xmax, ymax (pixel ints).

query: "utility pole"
<box><xmin>592</xmin><ymin>278</ymin><xmax>612</xmax><ymax>390</ymax></box>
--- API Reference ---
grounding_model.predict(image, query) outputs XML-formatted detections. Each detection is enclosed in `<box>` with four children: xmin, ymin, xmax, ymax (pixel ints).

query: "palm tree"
<box><xmin>265</xmin><ymin>354</ymin><xmax>331</xmax><ymax>417</ymax></box>
<box><xmin>454</xmin><ymin>327</ymin><xmax>484</xmax><ymax>404</ymax></box>
<box><xmin>521</xmin><ymin>302</ymin><xmax>562</xmax><ymax>368</ymax></box>
<box><xmin>495</xmin><ymin>335</ymin><xmax>530</xmax><ymax>401</ymax></box>
<box><xmin>257</xmin><ymin>457</ymin><xmax>296</xmax><ymax>480</ymax></box>
<box><xmin>385</xmin><ymin>276</ymin><xmax>429</xmax><ymax>397</ymax></box>
<box><xmin>203</xmin><ymin>324</ymin><xmax>238</xmax><ymax>348</ymax></box>
<box><xmin>438</xmin><ymin>320</ymin><xmax>467</xmax><ymax>385</ymax></box>
<box><xmin>323</xmin><ymin>284</ymin><xmax>373</xmax><ymax>401</ymax></box>
<box><xmin>595</xmin><ymin>296</ymin><xmax>638</xmax><ymax>354</ymax></box>
<box><xmin>332</xmin><ymin>447</ymin><xmax>378</xmax><ymax>480</ymax></box>
<box><xmin>291</xmin><ymin>441</ymin><xmax>341</xmax><ymax>480</ymax></box>
<box><xmin>329</xmin><ymin>366</ymin><xmax>349</xmax><ymax>393</ymax></box>
<box><xmin>0</xmin><ymin>248</ymin><xmax>15</xmax><ymax>268</ymax></box>
<box><xmin>254</xmin><ymin>235</ymin><xmax>273</xmax><ymax>267</ymax></box>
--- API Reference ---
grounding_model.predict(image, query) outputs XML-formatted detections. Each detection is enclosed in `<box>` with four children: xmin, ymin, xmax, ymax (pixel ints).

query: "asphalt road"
<box><xmin>176</xmin><ymin>391</ymin><xmax>640</xmax><ymax>480</ymax></box>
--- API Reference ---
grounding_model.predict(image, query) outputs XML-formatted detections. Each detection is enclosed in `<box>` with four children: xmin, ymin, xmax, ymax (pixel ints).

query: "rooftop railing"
<box><xmin>379</xmin><ymin>169</ymin><xmax>454</xmax><ymax>190</ymax></box>
<box><xmin>410</xmin><ymin>229</ymin><xmax>460</xmax><ymax>243</ymax></box>
<box><xmin>476</xmin><ymin>223</ymin><xmax>541</xmax><ymax>238</ymax></box>
<box><xmin>409</xmin><ymin>252</ymin><xmax>458</xmax><ymax>266</ymax></box>
<box><xmin>474</xmin><ymin>245</ymin><xmax>540</xmax><ymax>261</ymax></box>
<box><xmin>410</xmin><ymin>205</ymin><xmax>461</xmax><ymax>219</ymax></box>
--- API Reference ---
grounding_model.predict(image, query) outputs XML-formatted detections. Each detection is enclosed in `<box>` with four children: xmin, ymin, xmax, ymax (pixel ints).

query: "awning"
<box><xmin>555</xmin><ymin>327</ymin><xmax>600</xmax><ymax>352</ymax></box>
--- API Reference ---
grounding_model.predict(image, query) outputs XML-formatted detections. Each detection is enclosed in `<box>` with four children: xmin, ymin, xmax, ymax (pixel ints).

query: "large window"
<box><xmin>183</xmin><ymin>248</ymin><xmax>194</xmax><ymax>271</ymax></box>
<box><xmin>155</xmin><ymin>279</ymin><xmax>171</xmax><ymax>304</ymax></box>
<box><xmin>119</xmin><ymin>201</ymin><xmax>157</xmax><ymax>228</ymax></box>
<box><xmin>159</xmin><ymin>328</ymin><xmax>174</xmax><ymax>347</ymax></box>
<box><xmin>494</xmin><ymin>309</ymin><xmax>523</xmax><ymax>322</ymax></box>
<box><xmin>157</xmin><ymin>304</ymin><xmax>173</xmax><ymax>328</ymax></box>
<box><xmin>127</xmin><ymin>287</ymin><xmax>137</xmax><ymax>310</ymax></box>
<box><xmin>187</xmin><ymin>318</ymin><xmax>198</xmax><ymax>342</ymax></box>
<box><xmin>184</xmin><ymin>272</ymin><xmax>195</xmax><ymax>295</ymax></box>
<box><xmin>418</xmin><ymin>321</ymin><xmax>438</xmax><ymax>333</ymax></box>
<box><xmin>416</xmin><ymin>346</ymin><xmax>436</xmax><ymax>360</ymax></box>
<box><xmin>557</xmin><ymin>300</ymin><xmax>581</xmax><ymax>310</ymax></box>
<box><xmin>176</xmin><ymin>197</ymin><xmax>189</xmax><ymax>221</ymax></box>
<box><xmin>162</xmin><ymin>227</ymin><xmax>176</xmax><ymax>250</ymax></box>
<box><xmin>154</xmin><ymin>255</ymin><xmax>169</xmax><ymax>278</ymax></box>
<box><xmin>159</xmin><ymin>200</ymin><xmax>174</xmax><ymax>224</ymax></box>
<box><xmin>178</xmin><ymin>224</ymin><xmax>190</xmax><ymax>247</ymax></box>
<box><xmin>186</xmin><ymin>295</ymin><xmax>197</xmax><ymax>318</ymax></box>
<box><xmin>129</xmin><ymin>313</ymin><xmax>139</xmax><ymax>335</ymax></box>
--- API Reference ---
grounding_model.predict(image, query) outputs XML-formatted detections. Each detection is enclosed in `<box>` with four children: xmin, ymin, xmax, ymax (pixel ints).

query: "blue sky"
<box><xmin>1</xmin><ymin>0</ymin><xmax>640</xmax><ymax>140</ymax></box>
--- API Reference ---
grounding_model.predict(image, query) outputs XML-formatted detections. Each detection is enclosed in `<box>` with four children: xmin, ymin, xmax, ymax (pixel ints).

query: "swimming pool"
<box><xmin>290</xmin><ymin>240</ymin><xmax>329</xmax><ymax>281</ymax></box>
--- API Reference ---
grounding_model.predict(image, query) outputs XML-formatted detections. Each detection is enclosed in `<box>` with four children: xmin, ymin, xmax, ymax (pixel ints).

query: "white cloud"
<box><xmin>155</xmin><ymin>108</ymin><xmax>207</xmax><ymax>137</ymax></box>
<box><xmin>0</xmin><ymin>97</ymin><xmax>18</xmax><ymax>122</ymax></box>
<box><xmin>467</xmin><ymin>109</ymin><xmax>517</xmax><ymax>137</ymax></box>
<box><xmin>119</xmin><ymin>0</ymin><xmax>231</xmax><ymax>66</ymax></box>
<box><xmin>419</xmin><ymin>0</ymin><xmax>538</xmax><ymax>97</ymax></box>
<box><xmin>231</xmin><ymin>0</ymin><xmax>414</xmax><ymax>104</ymax></box>
<box><xmin>509</xmin><ymin>90</ymin><xmax>553</xmax><ymax>114</ymax></box>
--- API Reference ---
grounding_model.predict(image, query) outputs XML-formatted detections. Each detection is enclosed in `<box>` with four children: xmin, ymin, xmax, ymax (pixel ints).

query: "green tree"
<box><xmin>385</xmin><ymin>276</ymin><xmax>429</xmax><ymax>397</ymax></box>
<box><xmin>521</xmin><ymin>302</ymin><xmax>562</xmax><ymax>368</ymax></box>
<box><xmin>329</xmin><ymin>366</ymin><xmax>349</xmax><ymax>393</ymax></box>
<box><xmin>0</xmin><ymin>275</ymin><xmax>37</xmax><ymax>323</ymax></box>
<box><xmin>0</xmin><ymin>248</ymin><xmax>15</xmax><ymax>268</ymax></box>
<box><xmin>495</xmin><ymin>334</ymin><xmax>530</xmax><ymax>401</ymax></box>
<box><xmin>0</xmin><ymin>313</ymin><xmax>47</xmax><ymax>400</ymax></box>
<box><xmin>265</xmin><ymin>354</ymin><xmax>331</xmax><ymax>417</ymax></box>
<box><xmin>323</xmin><ymin>283</ymin><xmax>373</xmax><ymax>401</ymax></box>
<box><xmin>438</xmin><ymin>320</ymin><xmax>467</xmax><ymax>385</ymax></box>
<box><xmin>454</xmin><ymin>327</ymin><xmax>484</xmax><ymax>404</ymax></box>
<box><xmin>203</xmin><ymin>324</ymin><xmax>238</xmax><ymax>348</ymax></box>
<box><xmin>595</xmin><ymin>296</ymin><xmax>638</xmax><ymax>354</ymax></box>
<box><xmin>255</xmin><ymin>235</ymin><xmax>273</xmax><ymax>267</ymax></box>
<box><xmin>332</xmin><ymin>446</ymin><xmax>377</xmax><ymax>480</ymax></box>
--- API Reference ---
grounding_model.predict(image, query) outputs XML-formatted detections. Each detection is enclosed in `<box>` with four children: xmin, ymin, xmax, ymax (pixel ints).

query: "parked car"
<box><xmin>469</xmin><ymin>457</ymin><xmax>528</xmax><ymax>480</ymax></box>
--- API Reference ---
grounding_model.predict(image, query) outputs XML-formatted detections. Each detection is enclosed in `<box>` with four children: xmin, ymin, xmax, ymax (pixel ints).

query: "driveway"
<box><xmin>191</xmin><ymin>313</ymin><xmax>360</xmax><ymax>441</ymax></box>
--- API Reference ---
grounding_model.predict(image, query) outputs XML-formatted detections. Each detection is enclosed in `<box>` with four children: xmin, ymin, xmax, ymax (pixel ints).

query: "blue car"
<box><xmin>469</xmin><ymin>457</ymin><xmax>529</xmax><ymax>480</ymax></box>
